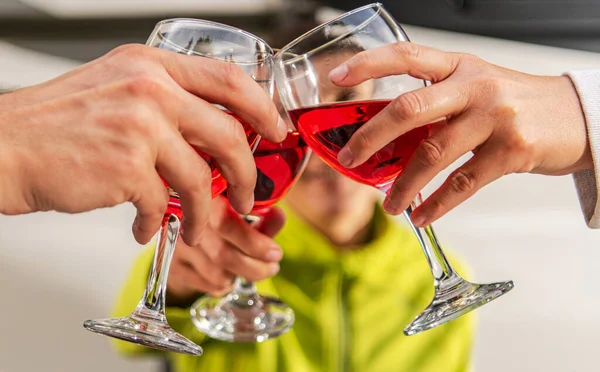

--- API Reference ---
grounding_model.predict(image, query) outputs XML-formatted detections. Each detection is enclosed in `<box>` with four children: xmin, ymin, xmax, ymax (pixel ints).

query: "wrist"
<box><xmin>0</xmin><ymin>106</ymin><xmax>28</xmax><ymax>215</ymax></box>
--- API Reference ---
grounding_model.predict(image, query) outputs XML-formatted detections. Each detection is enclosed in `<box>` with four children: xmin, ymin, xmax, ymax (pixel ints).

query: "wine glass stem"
<box><xmin>403</xmin><ymin>194</ymin><xmax>461</xmax><ymax>289</ymax></box>
<box><xmin>136</xmin><ymin>214</ymin><xmax>180</xmax><ymax>320</ymax></box>
<box><xmin>231</xmin><ymin>214</ymin><xmax>263</xmax><ymax>302</ymax></box>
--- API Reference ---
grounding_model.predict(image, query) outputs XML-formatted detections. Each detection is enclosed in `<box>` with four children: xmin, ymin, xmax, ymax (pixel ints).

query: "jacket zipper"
<box><xmin>337</xmin><ymin>273</ymin><xmax>349</xmax><ymax>372</ymax></box>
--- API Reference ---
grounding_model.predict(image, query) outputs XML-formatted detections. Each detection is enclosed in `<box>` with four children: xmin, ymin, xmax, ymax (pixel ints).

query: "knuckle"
<box><xmin>392</xmin><ymin>91</ymin><xmax>427</xmax><ymax>121</ymax></box>
<box><xmin>123</xmin><ymin>103</ymin><xmax>155</xmax><ymax>136</ymax></box>
<box><xmin>122</xmin><ymin>75</ymin><xmax>166</xmax><ymax>99</ymax></box>
<box><xmin>109</xmin><ymin>44</ymin><xmax>151</xmax><ymax>59</ymax></box>
<box><xmin>220</xmin><ymin>115</ymin><xmax>249</xmax><ymax>152</ymax></box>
<box><xmin>353</xmin><ymin>50</ymin><xmax>372</xmax><ymax>67</ymax></box>
<box><xmin>448</xmin><ymin>169</ymin><xmax>477</xmax><ymax>195</ymax></box>
<box><xmin>352</xmin><ymin>127</ymin><xmax>373</xmax><ymax>155</ymax></box>
<box><xmin>222</xmin><ymin>62</ymin><xmax>246</xmax><ymax>92</ymax></box>
<box><xmin>428</xmin><ymin>197</ymin><xmax>446</xmax><ymax>218</ymax></box>
<box><xmin>393</xmin><ymin>42</ymin><xmax>421</xmax><ymax>61</ymax></box>
<box><xmin>415</xmin><ymin>138</ymin><xmax>444</xmax><ymax>168</ymax></box>
<box><xmin>457</xmin><ymin>52</ymin><xmax>480</xmax><ymax>65</ymax></box>
<box><xmin>180</xmin><ymin>163</ymin><xmax>212</xmax><ymax>197</ymax></box>
<box><xmin>213</xmin><ymin>244</ymin><xmax>232</xmax><ymax>266</ymax></box>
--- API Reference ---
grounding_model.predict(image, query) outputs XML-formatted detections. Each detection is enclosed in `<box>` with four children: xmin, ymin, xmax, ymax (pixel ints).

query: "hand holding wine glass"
<box><xmin>191</xmin><ymin>128</ymin><xmax>311</xmax><ymax>342</ymax></box>
<box><xmin>83</xmin><ymin>19</ymin><xmax>281</xmax><ymax>355</ymax></box>
<box><xmin>329</xmin><ymin>42</ymin><xmax>592</xmax><ymax>226</ymax></box>
<box><xmin>0</xmin><ymin>41</ymin><xmax>288</xmax><ymax>247</ymax></box>
<box><xmin>167</xmin><ymin>197</ymin><xmax>286</xmax><ymax>305</ymax></box>
<box><xmin>275</xmin><ymin>3</ymin><xmax>514</xmax><ymax>336</ymax></box>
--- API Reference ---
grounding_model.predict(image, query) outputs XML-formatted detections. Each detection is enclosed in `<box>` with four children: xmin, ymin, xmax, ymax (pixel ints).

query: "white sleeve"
<box><xmin>566</xmin><ymin>70</ymin><xmax>600</xmax><ymax>228</ymax></box>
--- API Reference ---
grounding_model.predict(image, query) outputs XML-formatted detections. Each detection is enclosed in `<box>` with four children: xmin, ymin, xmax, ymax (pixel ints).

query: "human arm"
<box><xmin>0</xmin><ymin>44</ymin><xmax>288</xmax><ymax>246</ymax></box>
<box><xmin>328</xmin><ymin>42</ymin><xmax>595</xmax><ymax>226</ymax></box>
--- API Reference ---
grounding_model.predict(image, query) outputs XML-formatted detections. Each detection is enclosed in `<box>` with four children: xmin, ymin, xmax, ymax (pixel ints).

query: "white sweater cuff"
<box><xmin>566</xmin><ymin>70</ymin><xmax>600</xmax><ymax>228</ymax></box>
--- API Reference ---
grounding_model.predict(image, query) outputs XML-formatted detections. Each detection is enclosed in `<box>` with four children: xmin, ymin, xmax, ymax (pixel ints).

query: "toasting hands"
<box><xmin>329</xmin><ymin>42</ymin><xmax>592</xmax><ymax>226</ymax></box>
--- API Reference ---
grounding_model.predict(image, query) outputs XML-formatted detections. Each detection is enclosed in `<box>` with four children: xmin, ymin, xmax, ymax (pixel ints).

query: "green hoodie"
<box><xmin>112</xmin><ymin>204</ymin><xmax>474</xmax><ymax>372</ymax></box>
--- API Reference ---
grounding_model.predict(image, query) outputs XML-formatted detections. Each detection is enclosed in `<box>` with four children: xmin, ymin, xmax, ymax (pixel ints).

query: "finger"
<box><xmin>181</xmin><ymin>233</ymin><xmax>236</xmax><ymax>289</ymax></box>
<box><xmin>382</xmin><ymin>114</ymin><xmax>492</xmax><ymax>215</ymax></box>
<box><xmin>176</xmin><ymin>95</ymin><xmax>257</xmax><ymax>214</ymax></box>
<box><xmin>169</xmin><ymin>260</ymin><xmax>230</xmax><ymax>296</ymax></box>
<box><xmin>338</xmin><ymin>81</ymin><xmax>469</xmax><ymax>168</ymax></box>
<box><xmin>131</xmin><ymin>171</ymin><xmax>170</xmax><ymax>244</ymax></box>
<box><xmin>157</xmin><ymin>49</ymin><xmax>287</xmax><ymax>142</ymax></box>
<box><xmin>329</xmin><ymin>42</ymin><xmax>460</xmax><ymax>87</ymax></box>
<box><xmin>204</xmin><ymin>234</ymin><xmax>280</xmax><ymax>282</ymax></box>
<box><xmin>255</xmin><ymin>207</ymin><xmax>287</xmax><ymax>238</ymax></box>
<box><xmin>213</xmin><ymin>206</ymin><xmax>283</xmax><ymax>262</ymax></box>
<box><xmin>410</xmin><ymin>145</ymin><xmax>509</xmax><ymax>227</ymax></box>
<box><xmin>156</xmin><ymin>130</ymin><xmax>212</xmax><ymax>247</ymax></box>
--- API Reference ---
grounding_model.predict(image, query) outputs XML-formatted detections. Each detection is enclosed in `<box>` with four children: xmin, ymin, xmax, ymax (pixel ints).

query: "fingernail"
<box><xmin>329</xmin><ymin>64</ymin><xmax>349</xmax><ymax>82</ymax></box>
<box><xmin>277</xmin><ymin>116</ymin><xmax>289</xmax><ymax>140</ymax></box>
<box><xmin>132</xmin><ymin>215</ymin><xmax>140</xmax><ymax>233</ymax></box>
<box><xmin>411</xmin><ymin>213</ymin><xmax>426</xmax><ymax>227</ymax></box>
<box><xmin>270</xmin><ymin>263</ymin><xmax>281</xmax><ymax>275</ymax></box>
<box><xmin>245</xmin><ymin>193</ymin><xmax>255</xmax><ymax>214</ymax></box>
<box><xmin>337</xmin><ymin>147</ymin><xmax>354</xmax><ymax>167</ymax></box>
<box><xmin>265</xmin><ymin>249</ymin><xmax>283</xmax><ymax>262</ymax></box>
<box><xmin>383</xmin><ymin>198</ymin><xmax>398</xmax><ymax>215</ymax></box>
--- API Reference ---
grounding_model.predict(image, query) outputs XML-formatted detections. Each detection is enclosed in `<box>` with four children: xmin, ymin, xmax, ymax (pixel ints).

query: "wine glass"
<box><xmin>274</xmin><ymin>3</ymin><xmax>514</xmax><ymax>336</ymax></box>
<box><xmin>190</xmin><ymin>122</ymin><xmax>311</xmax><ymax>342</ymax></box>
<box><xmin>83</xmin><ymin>18</ymin><xmax>274</xmax><ymax>355</ymax></box>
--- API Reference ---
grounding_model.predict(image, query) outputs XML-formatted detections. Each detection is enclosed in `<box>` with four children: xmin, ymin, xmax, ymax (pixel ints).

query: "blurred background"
<box><xmin>0</xmin><ymin>0</ymin><xmax>599</xmax><ymax>371</ymax></box>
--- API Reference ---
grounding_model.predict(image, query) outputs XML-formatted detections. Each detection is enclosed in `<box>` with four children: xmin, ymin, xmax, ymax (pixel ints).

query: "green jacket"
<box><xmin>112</xmin><ymin>204</ymin><xmax>474</xmax><ymax>372</ymax></box>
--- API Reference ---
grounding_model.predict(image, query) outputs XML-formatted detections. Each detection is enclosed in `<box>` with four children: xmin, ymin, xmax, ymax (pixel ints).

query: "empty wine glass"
<box><xmin>190</xmin><ymin>123</ymin><xmax>311</xmax><ymax>342</ymax></box>
<box><xmin>274</xmin><ymin>3</ymin><xmax>514</xmax><ymax>336</ymax></box>
<box><xmin>83</xmin><ymin>18</ymin><xmax>274</xmax><ymax>355</ymax></box>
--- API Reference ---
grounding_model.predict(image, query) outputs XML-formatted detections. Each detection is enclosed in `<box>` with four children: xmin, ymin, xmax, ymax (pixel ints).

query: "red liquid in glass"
<box><xmin>223</xmin><ymin>132</ymin><xmax>310</xmax><ymax>216</ymax></box>
<box><xmin>288</xmin><ymin>100</ymin><xmax>430</xmax><ymax>190</ymax></box>
<box><xmin>162</xmin><ymin>114</ymin><xmax>258</xmax><ymax>224</ymax></box>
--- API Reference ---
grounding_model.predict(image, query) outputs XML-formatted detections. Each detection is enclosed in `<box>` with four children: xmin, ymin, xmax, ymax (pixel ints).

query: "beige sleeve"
<box><xmin>566</xmin><ymin>70</ymin><xmax>600</xmax><ymax>228</ymax></box>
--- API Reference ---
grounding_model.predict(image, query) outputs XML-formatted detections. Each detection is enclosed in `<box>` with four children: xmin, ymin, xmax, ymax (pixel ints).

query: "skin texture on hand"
<box><xmin>0</xmin><ymin>44</ymin><xmax>287</xmax><ymax>246</ymax></box>
<box><xmin>329</xmin><ymin>42</ymin><xmax>593</xmax><ymax>227</ymax></box>
<box><xmin>167</xmin><ymin>197</ymin><xmax>286</xmax><ymax>305</ymax></box>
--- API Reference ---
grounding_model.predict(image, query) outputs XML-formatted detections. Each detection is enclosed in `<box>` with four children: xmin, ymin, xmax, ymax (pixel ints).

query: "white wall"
<box><xmin>1</xmin><ymin>22</ymin><xmax>599</xmax><ymax>372</ymax></box>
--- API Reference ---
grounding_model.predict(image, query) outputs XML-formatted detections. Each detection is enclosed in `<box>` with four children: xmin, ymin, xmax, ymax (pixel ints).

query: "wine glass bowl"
<box><xmin>275</xmin><ymin>3</ymin><xmax>513</xmax><ymax>336</ymax></box>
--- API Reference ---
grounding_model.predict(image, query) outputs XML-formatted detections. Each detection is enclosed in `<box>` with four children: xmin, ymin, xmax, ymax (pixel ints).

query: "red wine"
<box><xmin>222</xmin><ymin>132</ymin><xmax>310</xmax><ymax>215</ymax></box>
<box><xmin>162</xmin><ymin>114</ymin><xmax>258</xmax><ymax>224</ymax></box>
<box><xmin>288</xmin><ymin>100</ymin><xmax>430</xmax><ymax>190</ymax></box>
<box><xmin>251</xmin><ymin>132</ymin><xmax>310</xmax><ymax>213</ymax></box>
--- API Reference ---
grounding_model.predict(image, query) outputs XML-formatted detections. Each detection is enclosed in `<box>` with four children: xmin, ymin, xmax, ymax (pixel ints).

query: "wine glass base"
<box><xmin>190</xmin><ymin>293</ymin><xmax>295</xmax><ymax>342</ymax></box>
<box><xmin>83</xmin><ymin>312</ymin><xmax>203</xmax><ymax>356</ymax></box>
<box><xmin>403</xmin><ymin>280</ymin><xmax>514</xmax><ymax>336</ymax></box>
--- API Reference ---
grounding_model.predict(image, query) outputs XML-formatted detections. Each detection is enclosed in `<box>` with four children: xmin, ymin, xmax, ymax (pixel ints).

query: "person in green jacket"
<box><xmin>111</xmin><ymin>149</ymin><xmax>474</xmax><ymax>371</ymax></box>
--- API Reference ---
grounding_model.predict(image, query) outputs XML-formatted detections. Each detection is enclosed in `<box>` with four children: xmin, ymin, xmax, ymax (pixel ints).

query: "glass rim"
<box><xmin>275</xmin><ymin>3</ymin><xmax>387</xmax><ymax>63</ymax></box>
<box><xmin>151</xmin><ymin>17</ymin><xmax>274</xmax><ymax>63</ymax></box>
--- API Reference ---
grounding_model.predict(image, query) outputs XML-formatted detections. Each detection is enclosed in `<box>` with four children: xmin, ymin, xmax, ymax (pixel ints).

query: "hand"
<box><xmin>0</xmin><ymin>44</ymin><xmax>288</xmax><ymax>246</ymax></box>
<box><xmin>329</xmin><ymin>42</ymin><xmax>592</xmax><ymax>226</ymax></box>
<box><xmin>167</xmin><ymin>197</ymin><xmax>286</xmax><ymax>304</ymax></box>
